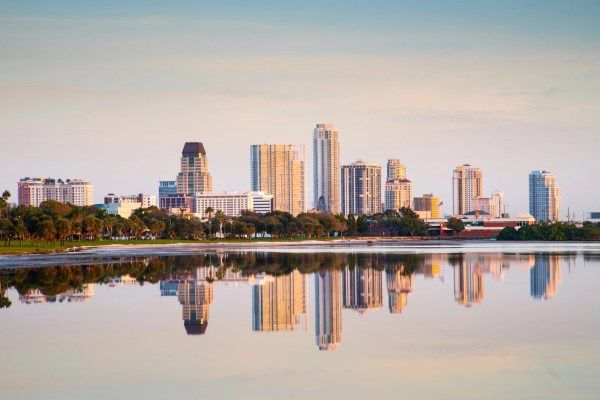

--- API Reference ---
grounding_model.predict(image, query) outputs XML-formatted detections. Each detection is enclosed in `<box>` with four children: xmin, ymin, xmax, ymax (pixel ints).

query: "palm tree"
<box><xmin>205</xmin><ymin>207</ymin><xmax>214</xmax><ymax>220</ymax></box>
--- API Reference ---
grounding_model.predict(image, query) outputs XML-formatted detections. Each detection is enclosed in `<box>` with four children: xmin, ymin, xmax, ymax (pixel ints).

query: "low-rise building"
<box><xmin>101</xmin><ymin>193</ymin><xmax>156</xmax><ymax>218</ymax></box>
<box><xmin>414</xmin><ymin>193</ymin><xmax>441</xmax><ymax>218</ymax></box>
<box><xmin>195</xmin><ymin>191</ymin><xmax>273</xmax><ymax>219</ymax></box>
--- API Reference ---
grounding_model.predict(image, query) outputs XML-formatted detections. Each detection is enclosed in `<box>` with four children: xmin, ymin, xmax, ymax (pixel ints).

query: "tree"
<box><xmin>38</xmin><ymin>219</ymin><xmax>56</xmax><ymax>244</ymax></box>
<box><xmin>357</xmin><ymin>215</ymin><xmax>368</xmax><ymax>235</ymax></box>
<box><xmin>147</xmin><ymin>218</ymin><xmax>165</xmax><ymax>239</ymax></box>
<box><xmin>347</xmin><ymin>214</ymin><xmax>357</xmax><ymax>236</ymax></box>
<box><xmin>205</xmin><ymin>207</ymin><xmax>214</xmax><ymax>220</ymax></box>
<box><xmin>497</xmin><ymin>226</ymin><xmax>518</xmax><ymax>241</ymax></box>
<box><xmin>0</xmin><ymin>218</ymin><xmax>15</xmax><ymax>245</ymax></box>
<box><xmin>446</xmin><ymin>217</ymin><xmax>465</xmax><ymax>236</ymax></box>
<box><xmin>0</xmin><ymin>190</ymin><xmax>10</xmax><ymax>218</ymax></box>
<box><xmin>56</xmin><ymin>218</ymin><xmax>72</xmax><ymax>245</ymax></box>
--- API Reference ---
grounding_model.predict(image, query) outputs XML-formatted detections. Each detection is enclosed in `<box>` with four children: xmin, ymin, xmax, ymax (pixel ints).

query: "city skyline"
<box><xmin>1</xmin><ymin>2</ymin><xmax>598</xmax><ymax>218</ymax></box>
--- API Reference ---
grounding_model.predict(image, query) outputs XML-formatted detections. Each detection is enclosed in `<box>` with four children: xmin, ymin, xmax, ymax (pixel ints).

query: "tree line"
<box><xmin>497</xmin><ymin>222</ymin><xmax>600</xmax><ymax>241</ymax></box>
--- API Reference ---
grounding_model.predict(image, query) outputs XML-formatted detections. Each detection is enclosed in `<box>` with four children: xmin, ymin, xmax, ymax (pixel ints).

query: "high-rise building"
<box><xmin>315</xmin><ymin>270</ymin><xmax>342</xmax><ymax>351</ymax></box>
<box><xmin>17</xmin><ymin>177</ymin><xmax>94</xmax><ymax>207</ymax></box>
<box><xmin>386</xmin><ymin>269</ymin><xmax>414</xmax><ymax>314</ymax></box>
<box><xmin>176</xmin><ymin>142</ymin><xmax>213</xmax><ymax>195</ymax></box>
<box><xmin>386</xmin><ymin>159</ymin><xmax>406</xmax><ymax>181</ymax></box>
<box><xmin>385</xmin><ymin>179</ymin><xmax>413</xmax><ymax>211</ymax></box>
<box><xmin>342</xmin><ymin>267</ymin><xmax>383</xmax><ymax>314</ymax></box>
<box><xmin>313</xmin><ymin>123</ymin><xmax>340</xmax><ymax>213</ymax></box>
<box><xmin>252</xmin><ymin>270</ymin><xmax>307</xmax><ymax>332</ymax></box>
<box><xmin>530</xmin><ymin>254</ymin><xmax>562</xmax><ymax>300</ymax></box>
<box><xmin>529</xmin><ymin>170</ymin><xmax>561</xmax><ymax>222</ymax></box>
<box><xmin>341</xmin><ymin>160</ymin><xmax>382</xmax><ymax>216</ymax></box>
<box><xmin>413</xmin><ymin>193</ymin><xmax>441</xmax><ymax>218</ymax></box>
<box><xmin>452</xmin><ymin>164</ymin><xmax>483</xmax><ymax>215</ymax></box>
<box><xmin>250</xmin><ymin>144</ymin><xmax>306</xmax><ymax>216</ymax></box>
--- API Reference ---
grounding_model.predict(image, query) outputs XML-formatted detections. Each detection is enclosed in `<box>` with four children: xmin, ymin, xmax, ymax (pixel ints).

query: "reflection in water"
<box><xmin>0</xmin><ymin>252</ymin><xmax>579</xmax><ymax>349</ymax></box>
<box><xmin>343</xmin><ymin>267</ymin><xmax>383</xmax><ymax>314</ymax></box>
<box><xmin>252</xmin><ymin>271</ymin><xmax>307</xmax><ymax>332</ymax></box>
<box><xmin>315</xmin><ymin>270</ymin><xmax>342</xmax><ymax>351</ymax></box>
<box><xmin>531</xmin><ymin>254</ymin><xmax>562</xmax><ymax>300</ymax></box>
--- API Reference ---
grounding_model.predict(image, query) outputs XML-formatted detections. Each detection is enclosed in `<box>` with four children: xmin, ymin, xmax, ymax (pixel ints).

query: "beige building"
<box><xmin>472</xmin><ymin>189</ymin><xmax>504</xmax><ymax>218</ymax></box>
<box><xmin>18</xmin><ymin>177</ymin><xmax>94</xmax><ymax>207</ymax></box>
<box><xmin>195</xmin><ymin>191</ymin><xmax>273</xmax><ymax>219</ymax></box>
<box><xmin>414</xmin><ymin>193</ymin><xmax>441</xmax><ymax>218</ymax></box>
<box><xmin>102</xmin><ymin>193</ymin><xmax>157</xmax><ymax>218</ymax></box>
<box><xmin>452</xmin><ymin>164</ymin><xmax>483</xmax><ymax>215</ymax></box>
<box><xmin>313</xmin><ymin>123</ymin><xmax>341</xmax><ymax>214</ymax></box>
<box><xmin>341</xmin><ymin>160</ymin><xmax>382</xmax><ymax>216</ymax></box>
<box><xmin>176</xmin><ymin>142</ymin><xmax>213</xmax><ymax>195</ymax></box>
<box><xmin>252</xmin><ymin>270</ymin><xmax>307</xmax><ymax>332</ymax></box>
<box><xmin>386</xmin><ymin>159</ymin><xmax>406</xmax><ymax>181</ymax></box>
<box><xmin>385</xmin><ymin>178</ymin><xmax>413</xmax><ymax>211</ymax></box>
<box><xmin>250</xmin><ymin>144</ymin><xmax>306</xmax><ymax>216</ymax></box>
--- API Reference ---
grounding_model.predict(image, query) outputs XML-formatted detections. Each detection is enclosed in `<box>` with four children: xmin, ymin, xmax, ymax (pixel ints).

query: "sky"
<box><xmin>1</xmin><ymin>0</ymin><xmax>599</xmax><ymax>216</ymax></box>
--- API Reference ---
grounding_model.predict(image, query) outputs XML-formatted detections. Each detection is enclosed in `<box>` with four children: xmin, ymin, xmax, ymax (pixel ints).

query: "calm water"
<box><xmin>1</xmin><ymin>245</ymin><xmax>600</xmax><ymax>399</ymax></box>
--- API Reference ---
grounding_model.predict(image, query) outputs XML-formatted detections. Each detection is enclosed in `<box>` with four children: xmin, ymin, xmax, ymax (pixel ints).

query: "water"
<box><xmin>1</xmin><ymin>245</ymin><xmax>600</xmax><ymax>399</ymax></box>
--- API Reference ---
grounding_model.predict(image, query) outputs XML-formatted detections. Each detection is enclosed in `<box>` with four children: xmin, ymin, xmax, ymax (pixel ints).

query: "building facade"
<box><xmin>341</xmin><ymin>160</ymin><xmax>382</xmax><ymax>216</ymax></box>
<box><xmin>452</xmin><ymin>164</ymin><xmax>483</xmax><ymax>215</ymax></box>
<box><xmin>250</xmin><ymin>144</ymin><xmax>306</xmax><ymax>216</ymax></box>
<box><xmin>101</xmin><ymin>193</ymin><xmax>156</xmax><ymax>218</ymax></box>
<box><xmin>17</xmin><ymin>178</ymin><xmax>94</xmax><ymax>207</ymax></box>
<box><xmin>313</xmin><ymin>123</ymin><xmax>341</xmax><ymax>213</ymax></box>
<box><xmin>386</xmin><ymin>159</ymin><xmax>406</xmax><ymax>181</ymax></box>
<box><xmin>472</xmin><ymin>189</ymin><xmax>504</xmax><ymax>218</ymax></box>
<box><xmin>413</xmin><ymin>193</ymin><xmax>441</xmax><ymax>218</ymax></box>
<box><xmin>176</xmin><ymin>142</ymin><xmax>213</xmax><ymax>195</ymax></box>
<box><xmin>158</xmin><ymin>180</ymin><xmax>177</xmax><ymax>200</ymax></box>
<box><xmin>529</xmin><ymin>170</ymin><xmax>561</xmax><ymax>222</ymax></box>
<box><xmin>384</xmin><ymin>179</ymin><xmax>413</xmax><ymax>211</ymax></box>
<box><xmin>194</xmin><ymin>191</ymin><xmax>273</xmax><ymax>219</ymax></box>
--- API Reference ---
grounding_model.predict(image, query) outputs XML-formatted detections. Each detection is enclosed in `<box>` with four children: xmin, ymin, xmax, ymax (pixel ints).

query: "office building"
<box><xmin>18</xmin><ymin>177</ymin><xmax>94</xmax><ymax>207</ymax></box>
<box><xmin>159</xmin><ymin>194</ymin><xmax>195</xmax><ymax>214</ymax></box>
<box><xmin>452</xmin><ymin>164</ymin><xmax>483</xmax><ymax>215</ymax></box>
<box><xmin>342</xmin><ymin>267</ymin><xmax>383</xmax><ymax>314</ymax></box>
<box><xmin>158</xmin><ymin>180</ymin><xmax>177</xmax><ymax>199</ymax></box>
<box><xmin>176</xmin><ymin>142</ymin><xmax>213</xmax><ymax>195</ymax></box>
<box><xmin>341</xmin><ymin>160</ymin><xmax>382</xmax><ymax>216</ymax></box>
<box><xmin>315</xmin><ymin>270</ymin><xmax>342</xmax><ymax>351</ymax></box>
<box><xmin>252</xmin><ymin>270</ymin><xmax>307</xmax><ymax>332</ymax></box>
<box><xmin>414</xmin><ymin>193</ymin><xmax>441</xmax><ymax>219</ymax></box>
<box><xmin>313</xmin><ymin>123</ymin><xmax>341</xmax><ymax>213</ymax></box>
<box><xmin>386</xmin><ymin>159</ymin><xmax>406</xmax><ymax>181</ymax></box>
<box><xmin>529</xmin><ymin>170</ymin><xmax>561</xmax><ymax>222</ymax></box>
<box><xmin>472</xmin><ymin>189</ymin><xmax>504</xmax><ymax>218</ymax></box>
<box><xmin>385</xmin><ymin>179</ymin><xmax>413</xmax><ymax>211</ymax></box>
<box><xmin>250</xmin><ymin>144</ymin><xmax>306</xmax><ymax>216</ymax></box>
<box><xmin>195</xmin><ymin>191</ymin><xmax>273</xmax><ymax>219</ymax></box>
<box><xmin>101</xmin><ymin>193</ymin><xmax>156</xmax><ymax>218</ymax></box>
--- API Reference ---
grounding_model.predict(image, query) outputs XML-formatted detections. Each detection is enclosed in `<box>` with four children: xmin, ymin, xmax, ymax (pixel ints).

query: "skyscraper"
<box><xmin>252</xmin><ymin>270</ymin><xmax>307</xmax><ymax>332</ymax></box>
<box><xmin>250</xmin><ymin>144</ymin><xmax>306</xmax><ymax>216</ymax></box>
<box><xmin>529</xmin><ymin>170</ymin><xmax>561</xmax><ymax>222</ymax></box>
<box><xmin>341</xmin><ymin>160</ymin><xmax>382</xmax><ymax>216</ymax></box>
<box><xmin>386</xmin><ymin>159</ymin><xmax>406</xmax><ymax>181</ymax></box>
<box><xmin>452</xmin><ymin>164</ymin><xmax>483</xmax><ymax>215</ymax></box>
<box><xmin>176</xmin><ymin>142</ymin><xmax>213</xmax><ymax>195</ymax></box>
<box><xmin>385</xmin><ymin>179</ymin><xmax>413</xmax><ymax>211</ymax></box>
<box><xmin>315</xmin><ymin>270</ymin><xmax>342</xmax><ymax>351</ymax></box>
<box><xmin>342</xmin><ymin>267</ymin><xmax>383</xmax><ymax>314</ymax></box>
<box><xmin>313</xmin><ymin>123</ymin><xmax>340</xmax><ymax>213</ymax></box>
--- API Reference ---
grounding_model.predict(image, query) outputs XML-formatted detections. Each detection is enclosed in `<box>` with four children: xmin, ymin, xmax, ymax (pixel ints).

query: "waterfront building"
<box><xmin>194</xmin><ymin>191</ymin><xmax>273</xmax><ymax>219</ymax></box>
<box><xmin>472</xmin><ymin>190</ymin><xmax>504</xmax><ymax>218</ymax></box>
<box><xmin>250</xmin><ymin>144</ymin><xmax>306</xmax><ymax>216</ymax></box>
<box><xmin>252</xmin><ymin>270</ymin><xmax>307</xmax><ymax>332</ymax></box>
<box><xmin>178</xmin><ymin>270</ymin><xmax>214</xmax><ymax>335</ymax></box>
<box><xmin>385</xmin><ymin>179</ymin><xmax>413</xmax><ymax>211</ymax></box>
<box><xmin>102</xmin><ymin>193</ymin><xmax>157</xmax><ymax>218</ymax></box>
<box><xmin>342</xmin><ymin>267</ymin><xmax>383</xmax><ymax>314</ymax></box>
<box><xmin>529</xmin><ymin>170</ymin><xmax>561</xmax><ymax>222</ymax></box>
<box><xmin>453</xmin><ymin>259</ymin><xmax>484</xmax><ymax>307</ymax></box>
<box><xmin>386</xmin><ymin>159</ymin><xmax>406</xmax><ymax>181</ymax></box>
<box><xmin>158</xmin><ymin>194</ymin><xmax>195</xmax><ymax>215</ymax></box>
<box><xmin>452</xmin><ymin>164</ymin><xmax>483</xmax><ymax>215</ymax></box>
<box><xmin>176</xmin><ymin>142</ymin><xmax>213</xmax><ymax>195</ymax></box>
<box><xmin>386</xmin><ymin>269</ymin><xmax>414</xmax><ymax>314</ymax></box>
<box><xmin>341</xmin><ymin>160</ymin><xmax>382</xmax><ymax>216</ymax></box>
<box><xmin>17</xmin><ymin>177</ymin><xmax>94</xmax><ymax>207</ymax></box>
<box><xmin>530</xmin><ymin>254</ymin><xmax>562</xmax><ymax>300</ymax></box>
<box><xmin>315</xmin><ymin>270</ymin><xmax>342</xmax><ymax>351</ymax></box>
<box><xmin>158</xmin><ymin>180</ymin><xmax>177</xmax><ymax>200</ymax></box>
<box><xmin>313</xmin><ymin>123</ymin><xmax>341</xmax><ymax>213</ymax></box>
<box><xmin>413</xmin><ymin>193</ymin><xmax>441</xmax><ymax>219</ymax></box>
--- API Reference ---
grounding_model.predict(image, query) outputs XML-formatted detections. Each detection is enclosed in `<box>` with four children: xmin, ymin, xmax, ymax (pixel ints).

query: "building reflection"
<box><xmin>342</xmin><ymin>267</ymin><xmax>383</xmax><ymax>314</ymax></box>
<box><xmin>315</xmin><ymin>270</ymin><xmax>342</xmax><ymax>351</ymax></box>
<box><xmin>252</xmin><ymin>270</ymin><xmax>307</xmax><ymax>332</ymax></box>
<box><xmin>530</xmin><ymin>254</ymin><xmax>562</xmax><ymax>300</ymax></box>
<box><xmin>19</xmin><ymin>284</ymin><xmax>95</xmax><ymax>304</ymax></box>
<box><xmin>453</xmin><ymin>259</ymin><xmax>484</xmax><ymax>307</ymax></box>
<box><xmin>386</xmin><ymin>268</ymin><xmax>413</xmax><ymax>314</ymax></box>
<box><xmin>177</xmin><ymin>269</ymin><xmax>214</xmax><ymax>335</ymax></box>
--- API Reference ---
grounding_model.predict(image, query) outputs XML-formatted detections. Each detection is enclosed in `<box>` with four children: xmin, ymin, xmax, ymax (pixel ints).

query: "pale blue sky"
<box><xmin>1</xmin><ymin>1</ymin><xmax>599</xmax><ymax>215</ymax></box>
